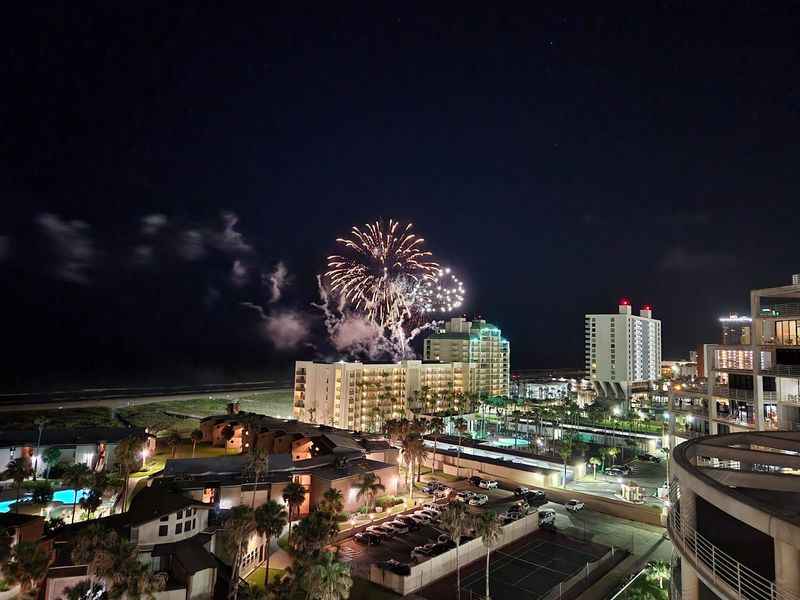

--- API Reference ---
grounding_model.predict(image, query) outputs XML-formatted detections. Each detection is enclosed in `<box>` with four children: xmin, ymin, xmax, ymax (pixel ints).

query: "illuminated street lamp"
<box><xmin>141</xmin><ymin>448</ymin><xmax>150</xmax><ymax>468</ymax></box>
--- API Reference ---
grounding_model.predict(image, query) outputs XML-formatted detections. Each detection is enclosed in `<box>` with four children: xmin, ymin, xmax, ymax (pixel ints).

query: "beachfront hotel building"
<box><xmin>293</xmin><ymin>359</ymin><xmax>474</xmax><ymax>430</ymax></box>
<box><xmin>423</xmin><ymin>317</ymin><xmax>510</xmax><ymax>397</ymax></box>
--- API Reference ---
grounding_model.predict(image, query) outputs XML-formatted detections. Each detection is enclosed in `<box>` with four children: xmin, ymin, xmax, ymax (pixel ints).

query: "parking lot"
<box><xmin>338</xmin><ymin>477</ymin><xmax>523</xmax><ymax>576</ymax></box>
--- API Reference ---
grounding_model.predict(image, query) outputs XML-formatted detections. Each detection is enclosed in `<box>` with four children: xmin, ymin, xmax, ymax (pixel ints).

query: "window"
<box><xmin>177</xmin><ymin>510</ymin><xmax>183</xmax><ymax>519</ymax></box>
<box><xmin>158</xmin><ymin>525</ymin><xmax>168</xmax><ymax>537</ymax></box>
<box><xmin>175</xmin><ymin>523</ymin><xmax>183</xmax><ymax>534</ymax></box>
<box><xmin>160</xmin><ymin>515</ymin><xmax>169</xmax><ymax>522</ymax></box>
<box><xmin>193</xmin><ymin>518</ymin><xmax>197</xmax><ymax>530</ymax></box>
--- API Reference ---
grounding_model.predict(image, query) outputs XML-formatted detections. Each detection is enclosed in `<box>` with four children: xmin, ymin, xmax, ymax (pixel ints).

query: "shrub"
<box><xmin>375</xmin><ymin>495</ymin><xmax>403</xmax><ymax>509</ymax></box>
<box><xmin>277</xmin><ymin>533</ymin><xmax>290</xmax><ymax>552</ymax></box>
<box><xmin>333</xmin><ymin>512</ymin><xmax>349</xmax><ymax>523</ymax></box>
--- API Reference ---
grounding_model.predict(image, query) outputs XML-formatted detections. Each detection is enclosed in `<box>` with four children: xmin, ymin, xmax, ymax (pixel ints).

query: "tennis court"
<box><xmin>420</xmin><ymin>531</ymin><xmax>615</xmax><ymax>600</ymax></box>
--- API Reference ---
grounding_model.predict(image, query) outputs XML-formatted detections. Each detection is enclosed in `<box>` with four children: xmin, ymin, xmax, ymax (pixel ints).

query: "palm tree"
<box><xmin>221</xmin><ymin>425</ymin><xmax>236</xmax><ymax>454</ymax></box>
<box><xmin>246</xmin><ymin>448</ymin><xmax>269</xmax><ymax>508</ymax></box>
<box><xmin>33</xmin><ymin>416</ymin><xmax>48</xmax><ymax>480</ymax></box>
<box><xmin>62</xmin><ymin>463</ymin><xmax>92</xmax><ymax>523</ymax></box>
<box><xmin>113</xmin><ymin>436</ymin><xmax>143</xmax><ymax>512</ymax></box>
<box><xmin>254</xmin><ymin>500</ymin><xmax>288</xmax><ymax>595</ymax></box>
<box><xmin>589</xmin><ymin>456</ymin><xmax>602</xmax><ymax>479</ymax></box>
<box><xmin>79</xmin><ymin>488</ymin><xmax>103</xmax><ymax>519</ymax></box>
<box><xmin>454</xmin><ymin>417</ymin><xmax>469</xmax><ymax>475</ymax></box>
<box><xmin>0</xmin><ymin>526</ymin><xmax>11</xmax><ymax>563</ymax></box>
<box><xmin>43</xmin><ymin>446</ymin><xmax>62</xmax><ymax>479</ymax></box>
<box><xmin>558</xmin><ymin>435</ymin><xmax>573</xmax><ymax>488</ymax></box>
<box><xmin>282</xmin><ymin>481</ymin><xmax>307</xmax><ymax>540</ymax></box>
<box><xmin>166</xmin><ymin>430</ymin><xmax>182</xmax><ymax>458</ymax></box>
<box><xmin>290</xmin><ymin>511</ymin><xmax>338</xmax><ymax>558</ymax></box>
<box><xmin>1</xmin><ymin>540</ymin><xmax>51</xmax><ymax>596</ymax></box>
<box><xmin>474</xmin><ymin>511</ymin><xmax>504</xmax><ymax>600</ymax></box>
<box><xmin>27</xmin><ymin>480</ymin><xmax>54</xmax><ymax>508</ymax></box>
<box><xmin>222</xmin><ymin>505</ymin><xmax>255</xmax><ymax>600</ymax></box>
<box><xmin>428</xmin><ymin>417</ymin><xmax>445</xmax><ymax>475</ymax></box>
<box><xmin>320</xmin><ymin>488</ymin><xmax>344</xmax><ymax>516</ymax></box>
<box><xmin>190</xmin><ymin>429</ymin><xmax>204</xmax><ymax>458</ymax></box>
<box><xmin>2</xmin><ymin>458</ymin><xmax>32</xmax><ymax>513</ymax></box>
<box><xmin>440</xmin><ymin>502</ymin><xmax>470</xmax><ymax>595</ymax></box>
<box><xmin>62</xmin><ymin>579</ymin><xmax>107</xmax><ymax>600</ymax></box>
<box><xmin>353</xmin><ymin>472</ymin><xmax>384</xmax><ymax>513</ymax></box>
<box><xmin>304</xmin><ymin>552</ymin><xmax>353</xmax><ymax>600</ymax></box>
<box><xmin>647</xmin><ymin>560</ymin><xmax>671</xmax><ymax>589</ymax></box>
<box><xmin>607</xmin><ymin>447</ymin><xmax>620</xmax><ymax>466</ymax></box>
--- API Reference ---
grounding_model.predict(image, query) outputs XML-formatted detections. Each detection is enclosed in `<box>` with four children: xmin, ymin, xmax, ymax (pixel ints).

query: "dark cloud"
<box><xmin>660</xmin><ymin>246</ymin><xmax>737</xmax><ymax>271</ymax></box>
<box><xmin>141</xmin><ymin>213</ymin><xmax>168</xmax><ymax>236</ymax></box>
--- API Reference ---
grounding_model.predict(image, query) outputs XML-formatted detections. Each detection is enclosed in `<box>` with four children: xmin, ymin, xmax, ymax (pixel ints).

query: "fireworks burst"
<box><xmin>416</xmin><ymin>267</ymin><xmax>465</xmax><ymax>314</ymax></box>
<box><xmin>325</xmin><ymin>220</ymin><xmax>440</xmax><ymax>329</ymax></box>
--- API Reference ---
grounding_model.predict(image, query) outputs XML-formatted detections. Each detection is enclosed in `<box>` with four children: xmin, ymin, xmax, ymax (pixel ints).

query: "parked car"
<box><xmin>456</xmin><ymin>490</ymin><xmax>476</xmax><ymax>502</ymax></box>
<box><xmin>366</xmin><ymin>525</ymin><xmax>389</xmax><ymax>538</ymax></box>
<box><xmin>412</xmin><ymin>511</ymin><xmax>432</xmax><ymax>524</ymax></box>
<box><xmin>354</xmin><ymin>532</ymin><xmax>382</xmax><ymax>545</ymax></box>
<box><xmin>508</xmin><ymin>502</ymin><xmax>531</xmax><ymax>516</ymax></box>
<box><xmin>605</xmin><ymin>466</ymin><xmax>631</xmax><ymax>477</ymax></box>
<box><xmin>523</xmin><ymin>490</ymin><xmax>547</xmax><ymax>506</ymax></box>
<box><xmin>421</xmin><ymin>504</ymin><xmax>442</xmax><ymax>515</ymax></box>
<box><xmin>375</xmin><ymin>524</ymin><xmax>397</xmax><ymax>537</ymax></box>
<box><xmin>539</xmin><ymin>509</ymin><xmax>556</xmax><ymax>528</ymax></box>
<box><xmin>479</xmin><ymin>479</ymin><xmax>499</xmax><ymax>489</ymax></box>
<box><xmin>379</xmin><ymin>559</ymin><xmax>411</xmax><ymax>576</ymax></box>
<box><xmin>468</xmin><ymin>476</ymin><xmax>483</xmax><ymax>486</ymax></box>
<box><xmin>431</xmin><ymin>541</ymin><xmax>456</xmax><ymax>555</ymax></box>
<box><xmin>397</xmin><ymin>515</ymin><xmax>421</xmax><ymax>531</ymax></box>
<box><xmin>437</xmin><ymin>533</ymin><xmax>451</xmax><ymax>544</ymax></box>
<box><xmin>422</xmin><ymin>480</ymin><xmax>446</xmax><ymax>494</ymax></box>
<box><xmin>411</xmin><ymin>544</ymin><xmax>437</xmax><ymax>561</ymax></box>
<box><xmin>469</xmin><ymin>494</ymin><xmax>489</xmax><ymax>506</ymax></box>
<box><xmin>638</xmin><ymin>453</ymin><xmax>662</xmax><ymax>463</ymax></box>
<box><xmin>385</xmin><ymin>520</ymin><xmax>410</xmax><ymax>534</ymax></box>
<box><xmin>433</xmin><ymin>487</ymin><xmax>453</xmax><ymax>499</ymax></box>
<box><xmin>513</xmin><ymin>486</ymin><xmax>530</xmax><ymax>497</ymax></box>
<box><xmin>407</xmin><ymin>513</ymin><xmax>428</xmax><ymax>525</ymax></box>
<box><xmin>565</xmin><ymin>499</ymin><xmax>585</xmax><ymax>512</ymax></box>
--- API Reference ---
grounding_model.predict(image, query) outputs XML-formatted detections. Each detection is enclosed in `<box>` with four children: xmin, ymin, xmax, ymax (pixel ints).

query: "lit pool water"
<box><xmin>484</xmin><ymin>437</ymin><xmax>530</xmax><ymax>448</ymax></box>
<box><xmin>0</xmin><ymin>488</ymin><xmax>90</xmax><ymax>513</ymax></box>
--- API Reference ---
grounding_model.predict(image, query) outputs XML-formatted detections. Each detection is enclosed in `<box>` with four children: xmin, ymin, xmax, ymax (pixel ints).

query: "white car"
<box><xmin>565</xmin><ymin>499</ymin><xmax>585</xmax><ymax>512</ymax></box>
<box><xmin>422</xmin><ymin>504</ymin><xmax>441</xmax><ymax>515</ymax></box>
<box><xmin>469</xmin><ymin>494</ymin><xmax>488</xmax><ymax>506</ymax></box>
<box><xmin>433</xmin><ymin>487</ymin><xmax>452</xmax><ymax>499</ymax></box>
<box><xmin>412</xmin><ymin>511</ymin><xmax>432</xmax><ymax>523</ymax></box>
<box><xmin>478</xmin><ymin>479</ymin><xmax>498</xmax><ymax>489</ymax></box>
<box><xmin>456</xmin><ymin>491</ymin><xmax>476</xmax><ymax>502</ymax></box>
<box><xmin>538</xmin><ymin>509</ymin><xmax>556</xmax><ymax>527</ymax></box>
<box><xmin>419</xmin><ymin>509</ymin><xmax>440</xmax><ymax>521</ymax></box>
<box><xmin>366</xmin><ymin>525</ymin><xmax>389</xmax><ymax>538</ymax></box>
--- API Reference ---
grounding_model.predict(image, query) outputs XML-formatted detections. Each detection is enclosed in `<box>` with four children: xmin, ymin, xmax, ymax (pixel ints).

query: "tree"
<box><xmin>623</xmin><ymin>437</ymin><xmax>638</xmax><ymax>462</ymax></box>
<box><xmin>440</xmin><ymin>502</ymin><xmax>470</xmax><ymax>595</ymax></box>
<box><xmin>190</xmin><ymin>429</ymin><xmax>203</xmax><ymax>458</ymax></box>
<box><xmin>474</xmin><ymin>511</ymin><xmax>504</xmax><ymax>600</ymax></box>
<box><xmin>2</xmin><ymin>540</ymin><xmax>51</xmax><ymax>597</ymax></box>
<box><xmin>113</xmin><ymin>436</ymin><xmax>143</xmax><ymax>512</ymax></box>
<box><xmin>247</xmin><ymin>448</ymin><xmax>269</xmax><ymax>508</ymax></box>
<box><xmin>166</xmin><ymin>430</ymin><xmax>182</xmax><ymax>458</ymax></box>
<box><xmin>0</xmin><ymin>526</ymin><xmax>11</xmax><ymax>564</ymax></box>
<box><xmin>304</xmin><ymin>552</ymin><xmax>353</xmax><ymax>600</ymax></box>
<box><xmin>221</xmin><ymin>506</ymin><xmax>255</xmax><ymax>600</ymax></box>
<box><xmin>62</xmin><ymin>463</ymin><xmax>93</xmax><ymax>523</ymax></box>
<box><xmin>43</xmin><ymin>446</ymin><xmax>62</xmax><ymax>479</ymax></box>
<box><xmin>428</xmin><ymin>417</ymin><xmax>445</xmax><ymax>474</ymax></box>
<box><xmin>646</xmin><ymin>561</ymin><xmax>671</xmax><ymax>589</ymax></box>
<box><xmin>72</xmin><ymin>524</ymin><xmax>164</xmax><ymax>600</ymax></box>
<box><xmin>589</xmin><ymin>456</ymin><xmax>602</xmax><ymax>479</ymax></box>
<box><xmin>2</xmin><ymin>458</ymin><xmax>32</xmax><ymax>513</ymax></box>
<box><xmin>454</xmin><ymin>417</ymin><xmax>469</xmax><ymax>475</ymax></box>
<box><xmin>26</xmin><ymin>480</ymin><xmax>54</xmax><ymax>507</ymax></box>
<box><xmin>254</xmin><ymin>500</ymin><xmax>288</xmax><ymax>596</ymax></box>
<box><xmin>221</xmin><ymin>425</ymin><xmax>236</xmax><ymax>455</ymax></box>
<box><xmin>558</xmin><ymin>435</ymin><xmax>574</xmax><ymax>488</ymax></box>
<box><xmin>290</xmin><ymin>511</ymin><xmax>337</xmax><ymax>558</ymax></box>
<box><xmin>61</xmin><ymin>579</ymin><xmax>108</xmax><ymax>600</ymax></box>
<box><xmin>319</xmin><ymin>488</ymin><xmax>343</xmax><ymax>516</ymax></box>
<box><xmin>353</xmin><ymin>472</ymin><xmax>384</xmax><ymax>513</ymax></box>
<box><xmin>606</xmin><ymin>447</ymin><xmax>620</xmax><ymax>466</ymax></box>
<box><xmin>282</xmin><ymin>481</ymin><xmax>307</xmax><ymax>540</ymax></box>
<box><xmin>33</xmin><ymin>417</ymin><xmax>48</xmax><ymax>480</ymax></box>
<box><xmin>79</xmin><ymin>488</ymin><xmax>103</xmax><ymax>519</ymax></box>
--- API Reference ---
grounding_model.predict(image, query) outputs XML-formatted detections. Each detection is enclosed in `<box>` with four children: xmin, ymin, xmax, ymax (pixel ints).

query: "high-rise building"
<box><xmin>293</xmin><ymin>359</ymin><xmax>474</xmax><ymax>430</ymax></box>
<box><xmin>423</xmin><ymin>317</ymin><xmax>510</xmax><ymax>397</ymax></box>
<box><xmin>585</xmin><ymin>299</ymin><xmax>662</xmax><ymax>405</ymax></box>
<box><xmin>670</xmin><ymin>274</ymin><xmax>800</xmax><ymax>442</ymax></box>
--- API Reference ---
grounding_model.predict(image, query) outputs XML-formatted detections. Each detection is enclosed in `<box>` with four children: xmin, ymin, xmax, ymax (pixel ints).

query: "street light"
<box><xmin>141</xmin><ymin>448</ymin><xmax>149</xmax><ymax>468</ymax></box>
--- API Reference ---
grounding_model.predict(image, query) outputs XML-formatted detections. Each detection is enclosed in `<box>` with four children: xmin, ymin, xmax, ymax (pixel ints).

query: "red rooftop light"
<box><xmin>619</xmin><ymin>297</ymin><xmax>631</xmax><ymax>306</ymax></box>
<box><xmin>642</xmin><ymin>304</ymin><xmax>653</xmax><ymax>310</ymax></box>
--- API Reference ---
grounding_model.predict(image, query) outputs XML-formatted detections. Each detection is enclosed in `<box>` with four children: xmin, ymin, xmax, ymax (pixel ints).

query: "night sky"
<box><xmin>3</xmin><ymin>6</ymin><xmax>800</xmax><ymax>389</ymax></box>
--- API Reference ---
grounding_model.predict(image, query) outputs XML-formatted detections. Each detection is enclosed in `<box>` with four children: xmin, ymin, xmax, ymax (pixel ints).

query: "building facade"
<box><xmin>585</xmin><ymin>299</ymin><xmax>662</xmax><ymax>406</ymax></box>
<box><xmin>423</xmin><ymin>317</ymin><xmax>510</xmax><ymax>398</ymax></box>
<box><xmin>293</xmin><ymin>359</ymin><xmax>474</xmax><ymax>429</ymax></box>
<box><xmin>669</xmin><ymin>431</ymin><xmax>800</xmax><ymax>600</ymax></box>
<box><xmin>671</xmin><ymin>275</ymin><xmax>800</xmax><ymax>442</ymax></box>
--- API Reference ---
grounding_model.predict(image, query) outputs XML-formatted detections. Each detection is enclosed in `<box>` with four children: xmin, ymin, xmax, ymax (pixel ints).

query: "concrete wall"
<box><xmin>370</xmin><ymin>511</ymin><xmax>539</xmax><ymax>596</ymax></box>
<box><xmin>132</xmin><ymin>507</ymin><xmax>209</xmax><ymax>546</ymax></box>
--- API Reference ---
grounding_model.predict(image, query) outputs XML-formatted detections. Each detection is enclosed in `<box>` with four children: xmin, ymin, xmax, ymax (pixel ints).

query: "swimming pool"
<box><xmin>0</xmin><ymin>488</ymin><xmax>90</xmax><ymax>513</ymax></box>
<box><xmin>484</xmin><ymin>437</ymin><xmax>530</xmax><ymax>448</ymax></box>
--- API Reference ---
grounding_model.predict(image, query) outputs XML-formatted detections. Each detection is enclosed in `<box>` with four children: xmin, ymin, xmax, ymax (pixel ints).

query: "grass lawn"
<box><xmin>117</xmin><ymin>389</ymin><xmax>292</xmax><ymax>436</ymax></box>
<box><xmin>244</xmin><ymin>566</ymin><xmax>284</xmax><ymax>590</ymax></box>
<box><xmin>0</xmin><ymin>406</ymin><xmax>117</xmax><ymax>429</ymax></box>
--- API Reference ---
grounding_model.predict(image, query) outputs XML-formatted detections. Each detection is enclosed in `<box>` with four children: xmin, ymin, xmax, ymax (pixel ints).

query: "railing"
<box><xmin>668</xmin><ymin>509</ymin><xmax>800</xmax><ymax>600</ymax></box>
<box><xmin>761</xmin><ymin>365</ymin><xmax>800</xmax><ymax>377</ymax></box>
<box><xmin>782</xmin><ymin>395</ymin><xmax>800</xmax><ymax>406</ymax></box>
<box><xmin>759</xmin><ymin>304</ymin><xmax>800</xmax><ymax>319</ymax></box>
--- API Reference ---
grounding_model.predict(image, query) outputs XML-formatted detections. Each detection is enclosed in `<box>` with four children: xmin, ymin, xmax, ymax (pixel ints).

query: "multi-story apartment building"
<box><xmin>671</xmin><ymin>275</ymin><xmax>800</xmax><ymax>443</ymax></box>
<box><xmin>585</xmin><ymin>299</ymin><xmax>662</xmax><ymax>407</ymax></box>
<box><xmin>668</xmin><ymin>430</ymin><xmax>800</xmax><ymax>600</ymax></box>
<box><xmin>423</xmin><ymin>317</ymin><xmax>510</xmax><ymax>397</ymax></box>
<box><xmin>293</xmin><ymin>359</ymin><xmax>474</xmax><ymax>430</ymax></box>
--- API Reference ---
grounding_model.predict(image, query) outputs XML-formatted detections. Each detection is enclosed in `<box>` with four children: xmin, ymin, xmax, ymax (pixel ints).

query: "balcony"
<box><xmin>667</xmin><ymin>509</ymin><xmax>797</xmax><ymax>600</ymax></box>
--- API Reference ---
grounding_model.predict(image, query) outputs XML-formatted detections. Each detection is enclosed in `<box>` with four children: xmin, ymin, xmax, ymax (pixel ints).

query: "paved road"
<box><xmin>566</xmin><ymin>459</ymin><xmax>667</xmax><ymax>508</ymax></box>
